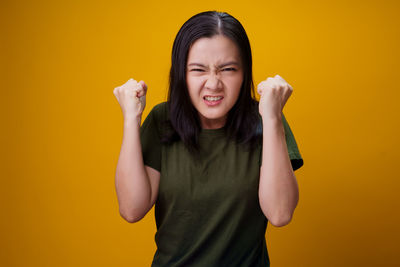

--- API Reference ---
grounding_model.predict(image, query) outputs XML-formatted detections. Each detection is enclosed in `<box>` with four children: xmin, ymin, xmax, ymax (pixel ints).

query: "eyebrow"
<box><xmin>187</xmin><ymin>61</ymin><xmax>239</xmax><ymax>68</ymax></box>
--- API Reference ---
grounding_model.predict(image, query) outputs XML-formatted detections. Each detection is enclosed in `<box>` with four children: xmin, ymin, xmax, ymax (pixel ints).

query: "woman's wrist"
<box><xmin>261</xmin><ymin>112</ymin><xmax>282</xmax><ymax>124</ymax></box>
<box><xmin>124</xmin><ymin>114</ymin><xmax>142</xmax><ymax>128</ymax></box>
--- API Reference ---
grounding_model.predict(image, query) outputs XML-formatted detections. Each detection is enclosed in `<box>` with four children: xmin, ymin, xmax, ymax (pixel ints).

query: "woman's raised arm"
<box><xmin>113</xmin><ymin>79</ymin><xmax>160</xmax><ymax>223</ymax></box>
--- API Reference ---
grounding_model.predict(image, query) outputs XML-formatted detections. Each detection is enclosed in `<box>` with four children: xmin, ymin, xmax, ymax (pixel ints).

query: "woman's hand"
<box><xmin>113</xmin><ymin>78</ymin><xmax>147</xmax><ymax>122</ymax></box>
<box><xmin>257</xmin><ymin>74</ymin><xmax>293</xmax><ymax>120</ymax></box>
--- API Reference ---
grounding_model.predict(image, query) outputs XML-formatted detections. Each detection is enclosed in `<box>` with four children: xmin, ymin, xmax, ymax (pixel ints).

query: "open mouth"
<box><xmin>203</xmin><ymin>96</ymin><xmax>223</xmax><ymax>106</ymax></box>
<box><xmin>204</xmin><ymin>96</ymin><xmax>223</xmax><ymax>101</ymax></box>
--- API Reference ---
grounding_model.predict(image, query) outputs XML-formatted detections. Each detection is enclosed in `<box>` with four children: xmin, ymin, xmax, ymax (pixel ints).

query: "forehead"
<box><xmin>187</xmin><ymin>35</ymin><xmax>241</xmax><ymax>65</ymax></box>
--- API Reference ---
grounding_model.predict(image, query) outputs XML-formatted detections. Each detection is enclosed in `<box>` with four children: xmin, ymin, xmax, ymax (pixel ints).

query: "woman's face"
<box><xmin>186</xmin><ymin>35</ymin><xmax>244</xmax><ymax>129</ymax></box>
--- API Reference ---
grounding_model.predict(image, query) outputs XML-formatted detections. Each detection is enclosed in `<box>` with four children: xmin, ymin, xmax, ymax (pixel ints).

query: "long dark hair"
<box><xmin>162</xmin><ymin>10</ymin><xmax>262</xmax><ymax>152</ymax></box>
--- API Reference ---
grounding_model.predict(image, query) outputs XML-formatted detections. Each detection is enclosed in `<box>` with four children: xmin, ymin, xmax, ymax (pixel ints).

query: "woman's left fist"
<box><xmin>257</xmin><ymin>74</ymin><xmax>293</xmax><ymax>120</ymax></box>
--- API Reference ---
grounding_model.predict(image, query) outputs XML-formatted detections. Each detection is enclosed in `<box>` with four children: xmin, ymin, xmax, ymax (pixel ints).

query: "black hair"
<box><xmin>161</xmin><ymin>10</ymin><xmax>262</xmax><ymax>152</ymax></box>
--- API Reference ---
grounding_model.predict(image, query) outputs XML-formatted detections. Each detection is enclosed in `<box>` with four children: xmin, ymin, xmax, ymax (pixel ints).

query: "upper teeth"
<box><xmin>205</xmin><ymin>96</ymin><xmax>222</xmax><ymax>101</ymax></box>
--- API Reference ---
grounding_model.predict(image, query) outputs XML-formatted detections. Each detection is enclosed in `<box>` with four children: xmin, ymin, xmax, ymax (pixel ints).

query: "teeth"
<box><xmin>204</xmin><ymin>96</ymin><xmax>222</xmax><ymax>101</ymax></box>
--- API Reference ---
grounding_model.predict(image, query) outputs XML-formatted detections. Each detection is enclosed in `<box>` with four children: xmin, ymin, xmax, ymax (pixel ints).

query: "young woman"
<box><xmin>113</xmin><ymin>10</ymin><xmax>304</xmax><ymax>267</ymax></box>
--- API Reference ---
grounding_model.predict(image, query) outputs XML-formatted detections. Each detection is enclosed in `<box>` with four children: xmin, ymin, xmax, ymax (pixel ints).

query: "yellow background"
<box><xmin>1</xmin><ymin>0</ymin><xmax>399</xmax><ymax>266</ymax></box>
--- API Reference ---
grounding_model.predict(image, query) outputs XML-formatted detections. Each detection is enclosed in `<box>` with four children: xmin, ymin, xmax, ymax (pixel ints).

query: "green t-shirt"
<box><xmin>140</xmin><ymin>102</ymin><xmax>303</xmax><ymax>267</ymax></box>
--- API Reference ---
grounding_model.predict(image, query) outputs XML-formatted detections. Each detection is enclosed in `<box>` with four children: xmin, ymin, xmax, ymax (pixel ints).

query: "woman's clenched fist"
<box><xmin>113</xmin><ymin>78</ymin><xmax>147</xmax><ymax>122</ymax></box>
<box><xmin>257</xmin><ymin>74</ymin><xmax>293</xmax><ymax>120</ymax></box>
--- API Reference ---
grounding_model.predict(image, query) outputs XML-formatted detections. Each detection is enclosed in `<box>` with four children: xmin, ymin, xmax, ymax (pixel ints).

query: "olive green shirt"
<box><xmin>140</xmin><ymin>102</ymin><xmax>303</xmax><ymax>267</ymax></box>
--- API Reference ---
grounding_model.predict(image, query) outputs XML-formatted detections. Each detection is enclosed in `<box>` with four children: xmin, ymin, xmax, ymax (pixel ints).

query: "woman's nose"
<box><xmin>204</xmin><ymin>73</ymin><xmax>222</xmax><ymax>90</ymax></box>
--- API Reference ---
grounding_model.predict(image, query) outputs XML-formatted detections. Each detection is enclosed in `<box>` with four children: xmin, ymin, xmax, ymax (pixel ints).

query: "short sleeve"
<box><xmin>140</xmin><ymin>105</ymin><xmax>162</xmax><ymax>172</ymax></box>
<box><xmin>282</xmin><ymin>113</ymin><xmax>304</xmax><ymax>171</ymax></box>
<box><xmin>258</xmin><ymin>113</ymin><xmax>304</xmax><ymax>172</ymax></box>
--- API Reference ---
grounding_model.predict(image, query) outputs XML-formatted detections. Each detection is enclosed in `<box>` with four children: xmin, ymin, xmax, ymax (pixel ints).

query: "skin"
<box><xmin>186</xmin><ymin>35</ymin><xmax>244</xmax><ymax>129</ymax></box>
<box><xmin>258</xmin><ymin>75</ymin><xmax>299</xmax><ymax>227</ymax></box>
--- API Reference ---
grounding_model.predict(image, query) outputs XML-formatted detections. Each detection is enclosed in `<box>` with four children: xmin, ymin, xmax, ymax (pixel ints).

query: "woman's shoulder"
<box><xmin>151</xmin><ymin>101</ymin><xmax>168</xmax><ymax>112</ymax></box>
<box><xmin>146</xmin><ymin>102</ymin><xmax>171</xmax><ymax>134</ymax></box>
<box><xmin>149</xmin><ymin>101</ymin><xmax>169</xmax><ymax>120</ymax></box>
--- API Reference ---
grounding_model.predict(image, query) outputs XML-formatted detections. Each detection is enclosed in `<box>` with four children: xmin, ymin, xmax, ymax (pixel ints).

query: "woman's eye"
<box><xmin>191</xmin><ymin>69</ymin><xmax>204</xmax><ymax>72</ymax></box>
<box><xmin>222</xmin><ymin>68</ymin><xmax>236</xmax><ymax>71</ymax></box>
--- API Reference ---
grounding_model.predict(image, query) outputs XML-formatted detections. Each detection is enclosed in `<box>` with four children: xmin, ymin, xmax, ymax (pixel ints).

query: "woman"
<box><xmin>113</xmin><ymin>10</ymin><xmax>303</xmax><ymax>267</ymax></box>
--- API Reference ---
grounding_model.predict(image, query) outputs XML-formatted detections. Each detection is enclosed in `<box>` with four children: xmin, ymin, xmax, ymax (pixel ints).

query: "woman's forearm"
<box><xmin>258</xmin><ymin>116</ymin><xmax>299</xmax><ymax>227</ymax></box>
<box><xmin>115</xmin><ymin>118</ymin><xmax>151</xmax><ymax>223</ymax></box>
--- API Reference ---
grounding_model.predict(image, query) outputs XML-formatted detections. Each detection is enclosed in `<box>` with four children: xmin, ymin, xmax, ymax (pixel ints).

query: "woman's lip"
<box><xmin>203</xmin><ymin>95</ymin><xmax>224</xmax><ymax>98</ymax></box>
<box><xmin>203</xmin><ymin>97</ymin><xmax>223</xmax><ymax>106</ymax></box>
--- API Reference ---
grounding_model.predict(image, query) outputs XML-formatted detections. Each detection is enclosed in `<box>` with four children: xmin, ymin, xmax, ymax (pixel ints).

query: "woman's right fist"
<box><xmin>113</xmin><ymin>78</ymin><xmax>147</xmax><ymax>121</ymax></box>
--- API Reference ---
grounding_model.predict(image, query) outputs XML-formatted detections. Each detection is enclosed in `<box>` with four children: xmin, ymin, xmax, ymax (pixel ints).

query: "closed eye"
<box><xmin>190</xmin><ymin>69</ymin><xmax>204</xmax><ymax>72</ymax></box>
